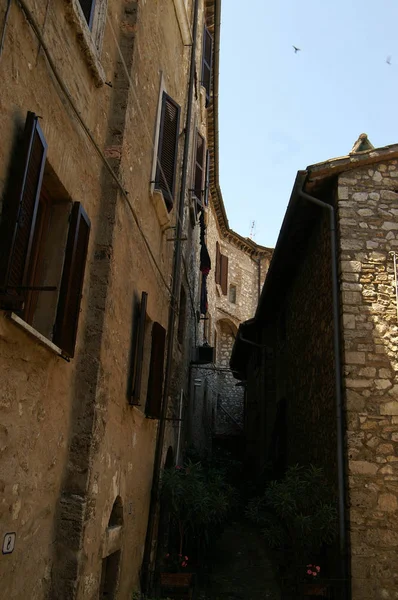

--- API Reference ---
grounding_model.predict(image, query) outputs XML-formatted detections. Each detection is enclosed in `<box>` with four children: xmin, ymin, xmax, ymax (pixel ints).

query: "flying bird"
<box><xmin>293</xmin><ymin>46</ymin><xmax>301</xmax><ymax>54</ymax></box>
<box><xmin>386</xmin><ymin>56</ymin><xmax>392</xmax><ymax>65</ymax></box>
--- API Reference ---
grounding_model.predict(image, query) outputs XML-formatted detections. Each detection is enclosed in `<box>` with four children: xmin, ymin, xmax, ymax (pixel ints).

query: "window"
<box><xmin>0</xmin><ymin>112</ymin><xmax>90</xmax><ymax>358</ymax></box>
<box><xmin>177</xmin><ymin>285</ymin><xmax>187</xmax><ymax>345</ymax></box>
<box><xmin>155</xmin><ymin>92</ymin><xmax>181</xmax><ymax>212</ymax></box>
<box><xmin>201</xmin><ymin>26</ymin><xmax>213</xmax><ymax>106</ymax></box>
<box><xmin>146</xmin><ymin>322</ymin><xmax>166</xmax><ymax>419</ymax></box>
<box><xmin>78</xmin><ymin>0</ymin><xmax>96</xmax><ymax>29</ymax></box>
<box><xmin>215</xmin><ymin>242</ymin><xmax>228</xmax><ymax>295</ymax></box>
<box><xmin>193</xmin><ymin>131</ymin><xmax>205</xmax><ymax>205</ymax></box>
<box><xmin>130</xmin><ymin>291</ymin><xmax>148</xmax><ymax>405</ymax></box>
<box><xmin>229</xmin><ymin>285</ymin><xmax>236</xmax><ymax>304</ymax></box>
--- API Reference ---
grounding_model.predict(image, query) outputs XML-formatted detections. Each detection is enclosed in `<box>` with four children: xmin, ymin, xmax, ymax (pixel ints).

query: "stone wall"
<box><xmin>189</xmin><ymin>193</ymin><xmax>271</xmax><ymax>453</ymax></box>
<box><xmin>337</xmin><ymin>163</ymin><xmax>398</xmax><ymax>600</ymax></box>
<box><xmin>0</xmin><ymin>0</ymin><xmax>205</xmax><ymax>598</ymax></box>
<box><xmin>283</xmin><ymin>210</ymin><xmax>337</xmax><ymax>483</ymax></box>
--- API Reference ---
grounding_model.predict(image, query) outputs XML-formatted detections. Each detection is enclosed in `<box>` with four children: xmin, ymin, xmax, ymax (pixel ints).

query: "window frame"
<box><xmin>154</xmin><ymin>91</ymin><xmax>181</xmax><ymax>213</ymax></box>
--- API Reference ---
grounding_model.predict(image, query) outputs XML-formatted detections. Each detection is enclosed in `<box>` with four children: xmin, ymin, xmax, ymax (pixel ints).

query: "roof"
<box><xmin>230</xmin><ymin>136</ymin><xmax>398</xmax><ymax>378</ymax></box>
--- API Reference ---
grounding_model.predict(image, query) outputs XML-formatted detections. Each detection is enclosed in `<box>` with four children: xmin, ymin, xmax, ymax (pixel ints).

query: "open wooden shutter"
<box><xmin>78</xmin><ymin>0</ymin><xmax>96</xmax><ymax>28</ymax></box>
<box><xmin>215</xmin><ymin>242</ymin><xmax>221</xmax><ymax>284</ymax></box>
<box><xmin>204</xmin><ymin>150</ymin><xmax>210</xmax><ymax>207</ymax></box>
<box><xmin>194</xmin><ymin>132</ymin><xmax>205</xmax><ymax>203</ymax></box>
<box><xmin>0</xmin><ymin>111</ymin><xmax>47</xmax><ymax>311</ymax></box>
<box><xmin>220</xmin><ymin>254</ymin><xmax>228</xmax><ymax>295</ymax></box>
<box><xmin>130</xmin><ymin>291</ymin><xmax>148</xmax><ymax>405</ymax></box>
<box><xmin>155</xmin><ymin>93</ymin><xmax>180</xmax><ymax>212</ymax></box>
<box><xmin>146</xmin><ymin>322</ymin><xmax>166</xmax><ymax>419</ymax></box>
<box><xmin>54</xmin><ymin>202</ymin><xmax>90</xmax><ymax>358</ymax></box>
<box><xmin>201</xmin><ymin>26</ymin><xmax>213</xmax><ymax>106</ymax></box>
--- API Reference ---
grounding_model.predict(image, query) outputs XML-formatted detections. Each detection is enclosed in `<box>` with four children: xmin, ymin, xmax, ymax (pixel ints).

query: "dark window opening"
<box><xmin>108</xmin><ymin>496</ymin><xmax>123</xmax><ymax>528</ymax></box>
<box><xmin>201</xmin><ymin>26</ymin><xmax>213</xmax><ymax>106</ymax></box>
<box><xmin>78</xmin><ymin>0</ymin><xmax>96</xmax><ymax>29</ymax></box>
<box><xmin>130</xmin><ymin>291</ymin><xmax>148</xmax><ymax>405</ymax></box>
<box><xmin>229</xmin><ymin>284</ymin><xmax>236</xmax><ymax>304</ymax></box>
<box><xmin>146</xmin><ymin>322</ymin><xmax>166</xmax><ymax>419</ymax></box>
<box><xmin>215</xmin><ymin>242</ymin><xmax>228</xmax><ymax>295</ymax></box>
<box><xmin>0</xmin><ymin>112</ymin><xmax>91</xmax><ymax>358</ymax></box>
<box><xmin>193</xmin><ymin>132</ymin><xmax>205</xmax><ymax>205</ymax></box>
<box><xmin>155</xmin><ymin>93</ymin><xmax>181</xmax><ymax>212</ymax></box>
<box><xmin>99</xmin><ymin>550</ymin><xmax>120</xmax><ymax>600</ymax></box>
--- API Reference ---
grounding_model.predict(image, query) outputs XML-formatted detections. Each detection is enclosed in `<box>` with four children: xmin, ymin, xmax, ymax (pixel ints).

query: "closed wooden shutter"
<box><xmin>201</xmin><ymin>26</ymin><xmax>213</xmax><ymax>106</ymax></box>
<box><xmin>215</xmin><ymin>242</ymin><xmax>221</xmax><ymax>284</ymax></box>
<box><xmin>0</xmin><ymin>111</ymin><xmax>47</xmax><ymax>310</ymax></box>
<box><xmin>146</xmin><ymin>322</ymin><xmax>166</xmax><ymax>419</ymax></box>
<box><xmin>54</xmin><ymin>202</ymin><xmax>90</xmax><ymax>358</ymax></box>
<box><xmin>131</xmin><ymin>291</ymin><xmax>148</xmax><ymax>405</ymax></box>
<box><xmin>204</xmin><ymin>149</ymin><xmax>210</xmax><ymax>207</ymax></box>
<box><xmin>220</xmin><ymin>254</ymin><xmax>228</xmax><ymax>295</ymax></box>
<box><xmin>156</xmin><ymin>93</ymin><xmax>180</xmax><ymax>212</ymax></box>
<box><xmin>194</xmin><ymin>132</ymin><xmax>205</xmax><ymax>203</ymax></box>
<box><xmin>78</xmin><ymin>0</ymin><xmax>96</xmax><ymax>28</ymax></box>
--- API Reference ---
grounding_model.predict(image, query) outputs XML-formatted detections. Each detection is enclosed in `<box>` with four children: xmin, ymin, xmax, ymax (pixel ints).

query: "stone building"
<box><xmin>187</xmin><ymin>82</ymin><xmax>272</xmax><ymax>453</ymax></box>
<box><xmin>231</xmin><ymin>135</ymin><xmax>398</xmax><ymax>599</ymax></box>
<box><xmin>0</xmin><ymin>0</ymin><xmax>223</xmax><ymax>597</ymax></box>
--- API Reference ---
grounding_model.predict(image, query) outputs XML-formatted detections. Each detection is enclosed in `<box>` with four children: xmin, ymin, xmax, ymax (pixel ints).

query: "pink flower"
<box><xmin>307</xmin><ymin>570</ymin><xmax>312</xmax><ymax>575</ymax></box>
<box><xmin>307</xmin><ymin>564</ymin><xmax>312</xmax><ymax>568</ymax></box>
<box><xmin>181</xmin><ymin>562</ymin><xmax>187</xmax><ymax>567</ymax></box>
<box><xmin>316</xmin><ymin>566</ymin><xmax>321</xmax><ymax>572</ymax></box>
<box><xmin>184</xmin><ymin>556</ymin><xmax>188</xmax><ymax>561</ymax></box>
<box><xmin>312</xmin><ymin>572</ymin><xmax>317</xmax><ymax>577</ymax></box>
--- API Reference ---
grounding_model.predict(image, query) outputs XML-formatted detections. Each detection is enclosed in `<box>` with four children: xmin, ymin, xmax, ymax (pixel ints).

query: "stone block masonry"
<box><xmin>338</xmin><ymin>161</ymin><xmax>398</xmax><ymax>600</ymax></box>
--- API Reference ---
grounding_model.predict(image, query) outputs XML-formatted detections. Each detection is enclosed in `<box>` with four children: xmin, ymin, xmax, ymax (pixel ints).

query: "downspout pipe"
<box><xmin>299</xmin><ymin>189</ymin><xmax>350</xmax><ymax>600</ymax></box>
<box><xmin>141</xmin><ymin>0</ymin><xmax>200</xmax><ymax>592</ymax></box>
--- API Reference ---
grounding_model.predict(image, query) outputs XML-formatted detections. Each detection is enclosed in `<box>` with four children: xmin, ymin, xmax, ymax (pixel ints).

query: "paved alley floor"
<box><xmin>197</xmin><ymin>520</ymin><xmax>281</xmax><ymax>600</ymax></box>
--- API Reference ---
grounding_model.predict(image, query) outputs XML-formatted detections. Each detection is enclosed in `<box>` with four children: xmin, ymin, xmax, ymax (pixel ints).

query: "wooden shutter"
<box><xmin>194</xmin><ymin>132</ymin><xmax>205</xmax><ymax>203</ymax></box>
<box><xmin>201</xmin><ymin>26</ymin><xmax>213</xmax><ymax>106</ymax></box>
<box><xmin>0</xmin><ymin>112</ymin><xmax>47</xmax><ymax>311</ymax></box>
<box><xmin>220</xmin><ymin>254</ymin><xmax>228</xmax><ymax>295</ymax></box>
<box><xmin>155</xmin><ymin>93</ymin><xmax>180</xmax><ymax>212</ymax></box>
<box><xmin>54</xmin><ymin>202</ymin><xmax>90</xmax><ymax>358</ymax></box>
<box><xmin>131</xmin><ymin>291</ymin><xmax>148</xmax><ymax>405</ymax></box>
<box><xmin>146</xmin><ymin>322</ymin><xmax>166</xmax><ymax>419</ymax></box>
<box><xmin>215</xmin><ymin>242</ymin><xmax>221</xmax><ymax>284</ymax></box>
<box><xmin>204</xmin><ymin>150</ymin><xmax>210</xmax><ymax>207</ymax></box>
<box><xmin>78</xmin><ymin>0</ymin><xmax>96</xmax><ymax>28</ymax></box>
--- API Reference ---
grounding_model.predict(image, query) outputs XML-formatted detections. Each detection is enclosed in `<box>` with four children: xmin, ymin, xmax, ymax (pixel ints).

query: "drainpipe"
<box><xmin>299</xmin><ymin>189</ymin><xmax>350</xmax><ymax>600</ymax></box>
<box><xmin>141</xmin><ymin>0</ymin><xmax>200</xmax><ymax>592</ymax></box>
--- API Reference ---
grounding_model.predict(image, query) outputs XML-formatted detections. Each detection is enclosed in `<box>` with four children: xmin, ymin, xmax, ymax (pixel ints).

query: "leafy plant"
<box><xmin>245</xmin><ymin>464</ymin><xmax>337</xmax><ymax>575</ymax></box>
<box><xmin>161</xmin><ymin>459</ymin><xmax>237</xmax><ymax>557</ymax></box>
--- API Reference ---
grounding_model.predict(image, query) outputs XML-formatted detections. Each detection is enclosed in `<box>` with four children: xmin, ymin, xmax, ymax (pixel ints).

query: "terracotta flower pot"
<box><xmin>299</xmin><ymin>581</ymin><xmax>330</xmax><ymax>597</ymax></box>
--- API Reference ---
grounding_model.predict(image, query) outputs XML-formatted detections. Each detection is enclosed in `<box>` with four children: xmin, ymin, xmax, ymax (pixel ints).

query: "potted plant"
<box><xmin>159</xmin><ymin>459</ymin><xmax>236</xmax><ymax>592</ymax></box>
<box><xmin>245</xmin><ymin>464</ymin><xmax>337</xmax><ymax>596</ymax></box>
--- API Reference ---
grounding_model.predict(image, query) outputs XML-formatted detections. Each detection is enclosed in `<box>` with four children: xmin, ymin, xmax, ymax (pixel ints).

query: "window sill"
<box><xmin>8</xmin><ymin>312</ymin><xmax>64</xmax><ymax>358</ymax></box>
<box><xmin>152</xmin><ymin>189</ymin><xmax>171</xmax><ymax>229</ymax></box>
<box><xmin>65</xmin><ymin>0</ymin><xmax>106</xmax><ymax>87</ymax></box>
<box><xmin>172</xmin><ymin>0</ymin><xmax>192</xmax><ymax>46</ymax></box>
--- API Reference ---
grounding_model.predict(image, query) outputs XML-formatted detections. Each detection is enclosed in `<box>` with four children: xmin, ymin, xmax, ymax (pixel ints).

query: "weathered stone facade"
<box><xmin>190</xmin><ymin>203</ymin><xmax>271</xmax><ymax>452</ymax></box>
<box><xmin>0</xmin><ymin>0</ymin><xmax>214</xmax><ymax>597</ymax></box>
<box><xmin>232</xmin><ymin>142</ymin><xmax>398</xmax><ymax>599</ymax></box>
<box><xmin>337</xmin><ymin>162</ymin><xmax>398</xmax><ymax>599</ymax></box>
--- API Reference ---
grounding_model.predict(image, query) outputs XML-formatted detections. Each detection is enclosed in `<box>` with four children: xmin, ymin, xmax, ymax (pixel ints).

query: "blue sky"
<box><xmin>218</xmin><ymin>0</ymin><xmax>398</xmax><ymax>247</ymax></box>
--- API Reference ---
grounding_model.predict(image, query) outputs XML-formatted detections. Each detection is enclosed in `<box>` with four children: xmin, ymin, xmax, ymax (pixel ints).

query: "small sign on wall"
<box><xmin>2</xmin><ymin>533</ymin><xmax>16</xmax><ymax>555</ymax></box>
